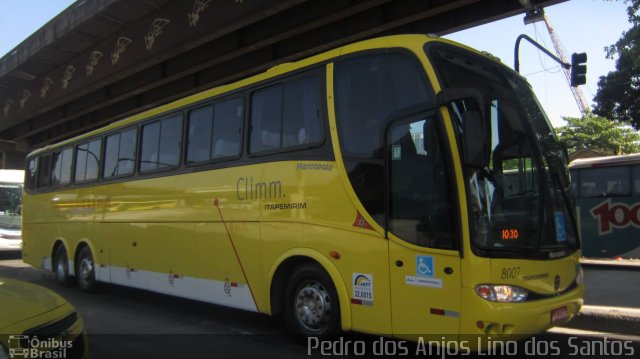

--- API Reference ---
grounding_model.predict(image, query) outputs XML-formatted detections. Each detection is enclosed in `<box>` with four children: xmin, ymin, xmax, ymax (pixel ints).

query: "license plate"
<box><xmin>551</xmin><ymin>306</ymin><xmax>568</xmax><ymax>324</ymax></box>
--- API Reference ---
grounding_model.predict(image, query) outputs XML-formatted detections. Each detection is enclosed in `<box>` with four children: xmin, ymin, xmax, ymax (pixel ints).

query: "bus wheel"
<box><xmin>53</xmin><ymin>245</ymin><xmax>74</xmax><ymax>287</ymax></box>
<box><xmin>284</xmin><ymin>263</ymin><xmax>340</xmax><ymax>337</ymax></box>
<box><xmin>76</xmin><ymin>246</ymin><xmax>98</xmax><ymax>293</ymax></box>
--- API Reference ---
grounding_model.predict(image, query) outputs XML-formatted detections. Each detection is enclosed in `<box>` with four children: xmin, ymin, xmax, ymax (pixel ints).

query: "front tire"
<box><xmin>53</xmin><ymin>245</ymin><xmax>74</xmax><ymax>287</ymax></box>
<box><xmin>284</xmin><ymin>263</ymin><xmax>341</xmax><ymax>337</ymax></box>
<box><xmin>76</xmin><ymin>246</ymin><xmax>98</xmax><ymax>292</ymax></box>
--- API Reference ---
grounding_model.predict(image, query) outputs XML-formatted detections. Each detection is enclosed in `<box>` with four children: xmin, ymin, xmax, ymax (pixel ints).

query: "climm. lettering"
<box><xmin>236</xmin><ymin>177</ymin><xmax>285</xmax><ymax>200</ymax></box>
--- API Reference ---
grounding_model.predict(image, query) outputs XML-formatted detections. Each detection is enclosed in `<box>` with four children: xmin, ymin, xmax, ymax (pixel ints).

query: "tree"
<box><xmin>593</xmin><ymin>0</ymin><xmax>640</xmax><ymax>128</ymax></box>
<box><xmin>555</xmin><ymin>114</ymin><xmax>640</xmax><ymax>154</ymax></box>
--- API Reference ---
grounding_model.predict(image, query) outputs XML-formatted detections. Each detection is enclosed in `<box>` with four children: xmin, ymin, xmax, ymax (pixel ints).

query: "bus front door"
<box><xmin>385</xmin><ymin>114</ymin><xmax>462</xmax><ymax>338</ymax></box>
<box><xmin>388</xmin><ymin>242</ymin><xmax>461</xmax><ymax>338</ymax></box>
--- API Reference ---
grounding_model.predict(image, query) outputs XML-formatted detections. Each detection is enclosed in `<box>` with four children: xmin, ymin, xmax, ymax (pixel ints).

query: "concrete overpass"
<box><xmin>0</xmin><ymin>0</ymin><xmax>565</xmax><ymax>169</ymax></box>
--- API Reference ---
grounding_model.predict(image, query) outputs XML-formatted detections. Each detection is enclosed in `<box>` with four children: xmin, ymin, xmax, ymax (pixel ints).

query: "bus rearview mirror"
<box><xmin>436</xmin><ymin>88</ymin><xmax>490</xmax><ymax>168</ymax></box>
<box><xmin>461</xmin><ymin>110</ymin><xmax>489</xmax><ymax>168</ymax></box>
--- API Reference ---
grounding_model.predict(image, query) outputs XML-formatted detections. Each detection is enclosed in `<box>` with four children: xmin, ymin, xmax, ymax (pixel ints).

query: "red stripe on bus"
<box><xmin>214</xmin><ymin>198</ymin><xmax>259</xmax><ymax>311</ymax></box>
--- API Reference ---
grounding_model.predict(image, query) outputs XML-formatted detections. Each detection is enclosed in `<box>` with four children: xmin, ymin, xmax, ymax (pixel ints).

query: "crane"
<box><xmin>524</xmin><ymin>8</ymin><xmax>590</xmax><ymax>115</ymax></box>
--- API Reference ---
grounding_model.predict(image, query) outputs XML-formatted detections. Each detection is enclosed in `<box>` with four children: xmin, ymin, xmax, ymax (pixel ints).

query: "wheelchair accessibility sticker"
<box><xmin>416</xmin><ymin>255</ymin><xmax>434</xmax><ymax>277</ymax></box>
<box><xmin>406</xmin><ymin>255</ymin><xmax>442</xmax><ymax>288</ymax></box>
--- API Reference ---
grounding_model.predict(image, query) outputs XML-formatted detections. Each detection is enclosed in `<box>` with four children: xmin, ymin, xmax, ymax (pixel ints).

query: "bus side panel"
<box><xmin>22</xmin><ymin>191</ymin><xmax>91</xmax><ymax>272</ymax></box>
<box><xmin>106</xmin><ymin>222</ymin><xmax>146</xmax><ymax>285</ymax></box>
<box><xmin>223</xmin><ymin>222</ymin><xmax>264</xmax><ymax>311</ymax></box>
<box><xmin>146</xmin><ymin>223</ymin><xmax>197</xmax><ymax>280</ymax></box>
<box><xmin>576</xmin><ymin>201</ymin><xmax>602</xmax><ymax>257</ymax></box>
<box><xmin>260</xmin><ymin>221</ymin><xmax>392</xmax><ymax>334</ymax></box>
<box><xmin>578</xmin><ymin>198</ymin><xmax>640</xmax><ymax>258</ymax></box>
<box><xmin>100</xmin><ymin>221</ymin><xmax>257</xmax><ymax>311</ymax></box>
<box><xmin>22</xmin><ymin>222</ymin><xmax>51</xmax><ymax>270</ymax></box>
<box><xmin>22</xmin><ymin>193</ymin><xmax>49</xmax><ymax>269</ymax></box>
<box><xmin>304</xmin><ymin>224</ymin><xmax>392</xmax><ymax>335</ymax></box>
<box><xmin>195</xmin><ymin>222</ymin><xmax>261</xmax><ymax>311</ymax></box>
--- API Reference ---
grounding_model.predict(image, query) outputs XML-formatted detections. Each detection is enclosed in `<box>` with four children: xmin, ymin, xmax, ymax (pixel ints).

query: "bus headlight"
<box><xmin>575</xmin><ymin>263</ymin><xmax>584</xmax><ymax>285</ymax></box>
<box><xmin>475</xmin><ymin>284</ymin><xmax>528</xmax><ymax>303</ymax></box>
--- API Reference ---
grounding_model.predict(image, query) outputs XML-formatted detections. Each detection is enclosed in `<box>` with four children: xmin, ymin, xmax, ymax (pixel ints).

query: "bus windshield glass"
<box><xmin>0</xmin><ymin>183</ymin><xmax>22</xmax><ymax>230</ymax></box>
<box><xmin>427</xmin><ymin>44</ymin><xmax>577</xmax><ymax>259</ymax></box>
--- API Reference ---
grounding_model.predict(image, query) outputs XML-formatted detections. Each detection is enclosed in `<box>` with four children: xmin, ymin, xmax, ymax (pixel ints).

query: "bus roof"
<box><xmin>569</xmin><ymin>153</ymin><xmax>640</xmax><ymax>169</ymax></box>
<box><xmin>27</xmin><ymin>34</ymin><xmax>507</xmax><ymax>158</ymax></box>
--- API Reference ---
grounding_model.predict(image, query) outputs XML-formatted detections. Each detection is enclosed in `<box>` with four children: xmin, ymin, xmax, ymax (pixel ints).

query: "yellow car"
<box><xmin>0</xmin><ymin>277</ymin><xmax>88</xmax><ymax>359</ymax></box>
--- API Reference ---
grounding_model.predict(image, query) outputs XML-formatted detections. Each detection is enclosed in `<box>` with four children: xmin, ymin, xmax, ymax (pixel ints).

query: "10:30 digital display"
<box><xmin>501</xmin><ymin>228</ymin><xmax>520</xmax><ymax>240</ymax></box>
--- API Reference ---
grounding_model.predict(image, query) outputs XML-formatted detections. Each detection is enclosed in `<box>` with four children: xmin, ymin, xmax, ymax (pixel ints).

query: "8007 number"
<box><xmin>501</xmin><ymin>267</ymin><xmax>520</xmax><ymax>280</ymax></box>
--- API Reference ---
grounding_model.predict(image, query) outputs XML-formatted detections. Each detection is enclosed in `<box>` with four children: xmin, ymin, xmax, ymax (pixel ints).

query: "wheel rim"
<box><xmin>293</xmin><ymin>280</ymin><xmax>332</xmax><ymax>333</ymax></box>
<box><xmin>79</xmin><ymin>257</ymin><xmax>94</xmax><ymax>286</ymax></box>
<box><xmin>56</xmin><ymin>256</ymin><xmax>67</xmax><ymax>279</ymax></box>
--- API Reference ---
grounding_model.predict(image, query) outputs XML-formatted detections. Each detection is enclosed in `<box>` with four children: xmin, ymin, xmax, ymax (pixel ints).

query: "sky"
<box><xmin>0</xmin><ymin>0</ymin><xmax>76</xmax><ymax>55</ymax></box>
<box><xmin>445</xmin><ymin>0</ymin><xmax>629</xmax><ymax>127</ymax></box>
<box><xmin>0</xmin><ymin>0</ymin><xmax>632</xmax><ymax>128</ymax></box>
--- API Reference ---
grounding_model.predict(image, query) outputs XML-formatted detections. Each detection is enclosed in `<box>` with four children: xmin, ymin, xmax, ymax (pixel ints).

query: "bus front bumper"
<box><xmin>460</xmin><ymin>283</ymin><xmax>584</xmax><ymax>340</ymax></box>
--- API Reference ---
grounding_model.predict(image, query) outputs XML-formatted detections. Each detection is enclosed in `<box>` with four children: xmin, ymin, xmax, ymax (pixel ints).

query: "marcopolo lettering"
<box><xmin>296</xmin><ymin>162</ymin><xmax>333</xmax><ymax>171</ymax></box>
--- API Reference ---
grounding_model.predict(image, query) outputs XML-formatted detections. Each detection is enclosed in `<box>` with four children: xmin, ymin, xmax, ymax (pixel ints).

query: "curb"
<box><xmin>580</xmin><ymin>258</ymin><xmax>640</xmax><ymax>269</ymax></box>
<box><xmin>560</xmin><ymin>305</ymin><xmax>640</xmax><ymax>335</ymax></box>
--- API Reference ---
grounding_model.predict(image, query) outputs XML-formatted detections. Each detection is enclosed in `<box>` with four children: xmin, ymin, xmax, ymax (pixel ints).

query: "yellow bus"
<box><xmin>22</xmin><ymin>34</ymin><xmax>583</xmax><ymax>340</ymax></box>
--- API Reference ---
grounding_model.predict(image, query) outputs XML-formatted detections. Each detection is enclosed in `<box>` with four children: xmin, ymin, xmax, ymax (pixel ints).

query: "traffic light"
<box><xmin>570</xmin><ymin>52</ymin><xmax>587</xmax><ymax>87</ymax></box>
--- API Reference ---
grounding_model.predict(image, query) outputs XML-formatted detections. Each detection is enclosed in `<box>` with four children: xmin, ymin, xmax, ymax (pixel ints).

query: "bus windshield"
<box><xmin>428</xmin><ymin>44</ymin><xmax>577</xmax><ymax>259</ymax></box>
<box><xmin>0</xmin><ymin>183</ymin><xmax>22</xmax><ymax>230</ymax></box>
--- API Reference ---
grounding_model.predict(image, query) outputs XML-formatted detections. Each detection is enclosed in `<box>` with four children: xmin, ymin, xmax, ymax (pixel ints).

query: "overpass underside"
<box><xmin>0</xmin><ymin>0</ymin><xmax>564</xmax><ymax>168</ymax></box>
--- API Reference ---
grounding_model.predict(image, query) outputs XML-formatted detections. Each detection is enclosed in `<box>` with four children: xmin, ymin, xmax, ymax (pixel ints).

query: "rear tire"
<box><xmin>53</xmin><ymin>245</ymin><xmax>74</xmax><ymax>287</ymax></box>
<box><xmin>284</xmin><ymin>263</ymin><xmax>341</xmax><ymax>337</ymax></box>
<box><xmin>76</xmin><ymin>246</ymin><xmax>99</xmax><ymax>293</ymax></box>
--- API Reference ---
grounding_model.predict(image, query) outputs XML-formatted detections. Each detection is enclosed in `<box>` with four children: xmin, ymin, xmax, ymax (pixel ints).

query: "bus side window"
<box><xmin>569</xmin><ymin>169</ymin><xmax>578</xmax><ymax>196</ymax></box>
<box><xmin>140</xmin><ymin>121</ymin><xmax>161</xmax><ymax>172</ymax></box>
<box><xmin>75</xmin><ymin>138</ymin><xmax>102</xmax><ymax>183</ymax></box>
<box><xmin>579</xmin><ymin>166</ymin><xmax>630</xmax><ymax>197</ymax></box>
<box><xmin>211</xmin><ymin>97</ymin><xmax>243</xmax><ymax>158</ymax></box>
<box><xmin>187</xmin><ymin>106</ymin><xmax>214</xmax><ymax>164</ymax></box>
<box><xmin>26</xmin><ymin>158</ymin><xmax>37</xmax><ymax>190</ymax></box>
<box><xmin>334</xmin><ymin>52</ymin><xmax>433</xmax><ymax>225</ymax></box>
<box><xmin>282</xmin><ymin>77</ymin><xmax>322</xmax><ymax>147</ymax></box>
<box><xmin>36</xmin><ymin>154</ymin><xmax>51</xmax><ymax>189</ymax></box>
<box><xmin>250</xmin><ymin>75</ymin><xmax>323</xmax><ymax>155</ymax></box>
<box><xmin>633</xmin><ymin>166</ymin><xmax>640</xmax><ymax>195</ymax></box>
<box><xmin>51</xmin><ymin>147</ymin><xmax>73</xmax><ymax>186</ymax></box>
<box><xmin>140</xmin><ymin>114</ymin><xmax>182</xmax><ymax>172</ymax></box>
<box><xmin>250</xmin><ymin>86</ymin><xmax>282</xmax><ymax>154</ymax></box>
<box><xmin>187</xmin><ymin>97</ymin><xmax>243</xmax><ymax>164</ymax></box>
<box><xmin>104</xmin><ymin>128</ymin><xmax>137</xmax><ymax>178</ymax></box>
